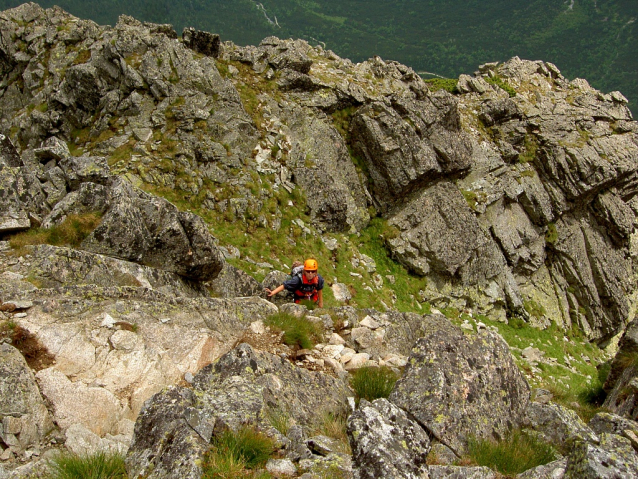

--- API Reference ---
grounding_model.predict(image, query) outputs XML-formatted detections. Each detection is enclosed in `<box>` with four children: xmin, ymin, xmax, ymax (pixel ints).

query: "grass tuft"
<box><xmin>47</xmin><ymin>451</ymin><xmax>127</xmax><ymax>479</ymax></box>
<box><xmin>202</xmin><ymin>427</ymin><xmax>275</xmax><ymax>478</ymax></box>
<box><xmin>264</xmin><ymin>312</ymin><xmax>323</xmax><ymax>350</ymax></box>
<box><xmin>9</xmin><ymin>213</ymin><xmax>102</xmax><ymax>255</ymax></box>
<box><xmin>350</xmin><ymin>366</ymin><xmax>399</xmax><ymax>403</ymax></box>
<box><xmin>310</xmin><ymin>408</ymin><xmax>351</xmax><ymax>454</ymax></box>
<box><xmin>465</xmin><ymin>430</ymin><xmax>556</xmax><ymax>475</ymax></box>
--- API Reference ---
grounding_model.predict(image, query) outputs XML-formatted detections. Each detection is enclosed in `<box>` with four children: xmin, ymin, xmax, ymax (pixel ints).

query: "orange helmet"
<box><xmin>304</xmin><ymin>258</ymin><xmax>318</xmax><ymax>271</ymax></box>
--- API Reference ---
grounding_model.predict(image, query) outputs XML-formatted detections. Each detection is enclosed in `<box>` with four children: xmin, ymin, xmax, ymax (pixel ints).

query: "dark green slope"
<box><xmin>1</xmin><ymin>0</ymin><xmax>636</xmax><ymax>113</ymax></box>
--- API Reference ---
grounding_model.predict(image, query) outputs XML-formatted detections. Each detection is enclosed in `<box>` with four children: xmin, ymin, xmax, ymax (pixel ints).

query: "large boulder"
<box><xmin>80</xmin><ymin>178</ymin><xmax>225</xmax><ymax>281</ymax></box>
<box><xmin>347</xmin><ymin>398</ymin><xmax>430</xmax><ymax>479</ymax></box>
<box><xmin>389</xmin><ymin>320</ymin><xmax>530</xmax><ymax>454</ymax></box>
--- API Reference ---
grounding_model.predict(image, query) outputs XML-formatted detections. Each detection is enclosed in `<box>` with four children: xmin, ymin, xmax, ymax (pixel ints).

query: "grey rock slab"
<box><xmin>347</xmin><ymin>398</ymin><xmax>430</xmax><ymax>479</ymax></box>
<box><xmin>390</xmin><ymin>321</ymin><xmax>530</xmax><ymax>455</ymax></box>
<box><xmin>589</xmin><ymin>412</ymin><xmax>638</xmax><ymax>437</ymax></box>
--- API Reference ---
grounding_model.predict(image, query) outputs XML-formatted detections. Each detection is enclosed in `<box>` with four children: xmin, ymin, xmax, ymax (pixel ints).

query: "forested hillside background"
<box><xmin>2</xmin><ymin>0</ymin><xmax>637</xmax><ymax>114</ymax></box>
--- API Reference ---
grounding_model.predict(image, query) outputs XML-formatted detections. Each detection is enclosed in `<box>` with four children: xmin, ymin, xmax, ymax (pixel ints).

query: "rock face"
<box><xmin>125</xmin><ymin>343</ymin><xmax>352</xmax><ymax>478</ymax></box>
<box><xmin>390</xmin><ymin>318</ymin><xmax>530</xmax><ymax>454</ymax></box>
<box><xmin>0</xmin><ymin>2</ymin><xmax>636</xmax><ymax>340</ymax></box>
<box><xmin>347</xmin><ymin>398</ymin><xmax>430</xmax><ymax>479</ymax></box>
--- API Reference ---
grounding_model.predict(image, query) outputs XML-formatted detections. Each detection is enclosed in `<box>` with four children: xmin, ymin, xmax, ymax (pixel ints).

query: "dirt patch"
<box><xmin>1</xmin><ymin>323</ymin><xmax>55</xmax><ymax>371</ymax></box>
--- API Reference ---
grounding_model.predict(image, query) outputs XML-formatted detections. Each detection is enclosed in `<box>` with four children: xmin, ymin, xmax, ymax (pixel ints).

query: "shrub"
<box><xmin>264</xmin><ymin>312</ymin><xmax>323</xmax><ymax>350</ymax></box>
<box><xmin>465</xmin><ymin>430</ymin><xmax>556</xmax><ymax>475</ymax></box>
<box><xmin>48</xmin><ymin>451</ymin><xmax>127</xmax><ymax>479</ymax></box>
<box><xmin>350</xmin><ymin>366</ymin><xmax>400</xmax><ymax>403</ymax></box>
<box><xmin>202</xmin><ymin>427</ymin><xmax>275</xmax><ymax>478</ymax></box>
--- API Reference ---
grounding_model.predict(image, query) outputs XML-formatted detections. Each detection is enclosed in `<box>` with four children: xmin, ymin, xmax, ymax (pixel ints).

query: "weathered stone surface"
<box><xmin>351</xmin><ymin>92</ymin><xmax>472</xmax><ymax>211</ymax></box>
<box><xmin>347</xmin><ymin>398</ymin><xmax>430</xmax><ymax>479</ymax></box>
<box><xmin>27</xmin><ymin>244</ymin><xmax>207</xmax><ymax>297</ymax></box>
<box><xmin>192</xmin><ymin>343</ymin><xmax>351</xmax><ymax>430</ymax></box>
<box><xmin>603</xmin><ymin>317</ymin><xmax>638</xmax><ymax>419</ymax></box>
<box><xmin>564</xmin><ymin>433</ymin><xmax>638</xmax><ymax>478</ymax></box>
<box><xmin>516</xmin><ymin>459</ymin><xmax>567</xmax><ymax>479</ymax></box>
<box><xmin>522</xmin><ymin>402</ymin><xmax>598</xmax><ymax>450</ymax></box>
<box><xmin>0</xmin><ymin>134</ymin><xmax>21</xmax><ymax>167</ymax></box>
<box><xmin>386</xmin><ymin>182</ymin><xmax>506</xmax><ymax>285</ymax></box>
<box><xmin>125</xmin><ymin>387</ymin><xmax>209</xmax><ymax>479</ymax></box>
<box><xmin>0</xmin><ymin>344</ymin><xmax>54</xmax><ymax>450</ymax></box>
<box><xmin>589</xmin><ymin>412</ymin><xmax>638</xmax><ymax>438</ymax></box>
<box><xmin>126</xmin><ymin>343</ymin><xmax>351</xmax><ymax>477</ymax></box>
<box><xmin>0</xmin><ymin>167</ymin><xmax>32</xmax><ymax>233</ymax></box>
<box><xmin>389</xmin><ymin>320</ymin><xmax>530</xmax><ymax>454</ymax></box>
<box><xmin>207</xmin><ymin>262</ymin><xmax>262</xmax><ymax>298</ymax></box>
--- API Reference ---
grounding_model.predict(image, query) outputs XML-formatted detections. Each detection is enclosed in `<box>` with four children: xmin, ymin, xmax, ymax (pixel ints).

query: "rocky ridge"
<box><xmin>0</xmin><ymin>2</ymin><xmax>638</xmax><ymax>478</ymax></box>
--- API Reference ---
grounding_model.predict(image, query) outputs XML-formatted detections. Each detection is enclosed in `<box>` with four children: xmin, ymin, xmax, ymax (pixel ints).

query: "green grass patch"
<box><xmin>264</xmin><ymin>311</ymin><xmax>323</xmax><ymax>350</ymax></box>
<box><xmin>424</xmin><ymin>78</ymin><xmax>458</xmax><ymax>94</ymax></box>
<box><xmin>350</xmin><ymin>366</ymin><xmax>400</xmax><ymax>403</ymax></box>
<box><xmin>486</xmin><ymin>75</ymin><xmax>517</xmax><ymax>97</ymax></box>
<box><xmin>8</xmin><ymin>213</ymin><xmax>102</xmax><ymax>255</ymax></box>
<box><xmin>465</xmin><ymin>429</ymin><xmax>556</xmax><ymax>475</ymax></box>
<box><xmin>202</xmin><ymin>427</ymin><xmax>275</xmax><ymax>479</ymax></box>
<box><xmin>47</xmin><ymin>451</ymin><xmax>127</xmax><ymax>479</ymax></box>
<box><xmin>310</xmin><ymin>407</ymin><xmax>351</xmax><ymax>454</ymax></box>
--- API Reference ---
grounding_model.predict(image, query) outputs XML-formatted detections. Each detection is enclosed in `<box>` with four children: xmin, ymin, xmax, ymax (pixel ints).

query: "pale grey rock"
<box><xmin>516</xmin><ymin>459</ymin><xmax>567</xmax><ymax>479</ymax></box>
<box><xmin>332</xmin><ymin>283</ymin><xmax>352</xmax><ymax>302</ymax></box>
<box><xmin>347</xmin><ymin>398</ymin><xmax>430</xmax><ymax>479</ymax></box>
<box><xmin>428</xmin><ymin>442</ymin><xmax>458</xmax><ymax>465</ymax></box>
<box><xmin>589</xmin><ymin>412</ymin><xmax>638</xmax><ymax>438</ymax></box>
<box><xmin>0</xmin><ymin>134</ymin><xmax>21</xmax><ymax>167</ymax></box>
<box><xmin>207</xmin><ymin>262</ymin><xmax>262</xmax><ymax>298</ymax></box>
<box><xmin>81</xmin><ymin>178</ymin><xmax>225</xmax><ymax>281</ymax></box>
<box><xmin>266</xmin><ymin>458</ymin><xmax>296</xmax><ymax>476</ymax></box>
<box><xmin>390</xmin><ymin>320</ymin><xmax>530</xmax><ymax>454</ymax></box>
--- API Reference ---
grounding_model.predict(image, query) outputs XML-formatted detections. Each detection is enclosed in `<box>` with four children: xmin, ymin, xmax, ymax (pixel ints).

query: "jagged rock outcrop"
<box><xmin>389</xmin><ymin>317</ymin><xmax>530</xmax><ymax>454</ymax></box>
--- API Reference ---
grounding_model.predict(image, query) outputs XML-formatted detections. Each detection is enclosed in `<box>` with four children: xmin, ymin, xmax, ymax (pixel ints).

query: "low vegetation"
<box><xmin>350</xmin><ymin>366</ymin><xmax>400</xmax><ymax>403</ymax></box>
<box><xmin>465</xmin><ymin>429</ymin><xmax>557</xmax><ymax>475</ymax></box>
<box><xmin>264</xmin><ymin>311</ymin><xmax>323</xmax><ymax>350</ymax></box>
<box><xmin>202</xmin><ymin>427</ymin><xmax>276</xmax><ymax>479</ymax></box>
<box><xmin>8</xmin><ymin>212</ymin><xmax>102</xmax><ymax>255</ymax></box>
<box><xmin>47</xmin><ymin>451</ymin><xmax>127</xmax><ymax>479</ymax></box>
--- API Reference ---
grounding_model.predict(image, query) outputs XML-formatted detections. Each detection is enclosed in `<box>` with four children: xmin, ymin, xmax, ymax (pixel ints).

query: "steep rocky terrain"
<box><xmin>1</xmin><ymin>3</ymin><xmax>638</xmax><ymax>478</ymax></box>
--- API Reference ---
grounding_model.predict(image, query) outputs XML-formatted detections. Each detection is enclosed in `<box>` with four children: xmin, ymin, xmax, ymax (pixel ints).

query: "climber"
<box><xmin>265</xmin><ymin>258</ymin><xmax>324</xmax><ymax>308</ymax></box>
